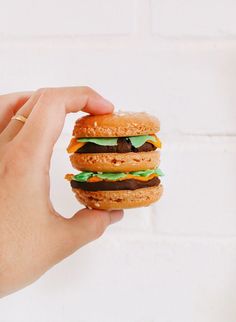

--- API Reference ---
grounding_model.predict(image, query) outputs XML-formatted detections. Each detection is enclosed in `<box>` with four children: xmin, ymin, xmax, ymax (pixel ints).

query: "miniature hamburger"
<box><xmin>65</xmin><ymin>112</ymin><xmax>164</xmax><ymax>210</ymax></box>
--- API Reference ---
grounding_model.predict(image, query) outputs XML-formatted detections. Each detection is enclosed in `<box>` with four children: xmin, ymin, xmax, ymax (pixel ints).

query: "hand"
<box><xmin>0</xmin><ymin>87</ymin><xmax>123</xmax><ymax>297</ymax></box>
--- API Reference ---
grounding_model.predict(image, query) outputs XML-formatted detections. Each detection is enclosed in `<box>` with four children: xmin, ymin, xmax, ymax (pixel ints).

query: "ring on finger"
<box><xmin>11</xmin><ymin>114</ymin><xmax>28</xmax><ymax>124</ymax></box>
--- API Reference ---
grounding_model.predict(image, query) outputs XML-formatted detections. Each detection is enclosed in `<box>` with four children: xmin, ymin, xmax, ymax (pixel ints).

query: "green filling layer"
<box><xmin>77</xmin><ymin>135</ymin><xmax>157</xmax><ymax>148</ymax></box>
<box><xmin>73</xmin><ymin>169</ymin><xmax>164</xmax><ymax>182</ymax></box>
<box><xmin>78</xmin><ymin>137</ymin><xmax>118</xmax><ymax>146</ymax></box>
<box><xmin>129</xmin><ymin>135</ymin><xmax>156</xmax><ymax>148</ymax></box>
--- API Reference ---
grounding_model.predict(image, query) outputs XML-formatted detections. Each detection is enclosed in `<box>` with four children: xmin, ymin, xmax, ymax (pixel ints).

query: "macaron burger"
<box><xmin>65</xmin><ymin>112</ymin><xmax>164</xmax><ymax>210</ymax></box>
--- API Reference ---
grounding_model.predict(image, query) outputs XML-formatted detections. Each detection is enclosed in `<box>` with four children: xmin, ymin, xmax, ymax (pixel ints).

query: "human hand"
<box><xmin>0</xmin><ymin>87</ymin><xmax>123</xmax><ymax>297</ymax></box>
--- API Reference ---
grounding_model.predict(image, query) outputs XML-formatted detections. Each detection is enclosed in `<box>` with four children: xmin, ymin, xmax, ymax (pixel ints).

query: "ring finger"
<box><xmin>0</xmin><ymin>92</ymin><xmax>39</xmax><ymax>145</ymax></box>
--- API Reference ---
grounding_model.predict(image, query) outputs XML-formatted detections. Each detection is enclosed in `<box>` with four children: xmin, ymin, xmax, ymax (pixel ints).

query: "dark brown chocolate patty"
<box><xmin>71</xmin><ymin>176</ymin><xmax>160</xmax><ymax>191</ymax></box>
<box><xmin>76</xmin><ymin>138</ymin><xmax>156</xmax><ymax>154</ymax></box>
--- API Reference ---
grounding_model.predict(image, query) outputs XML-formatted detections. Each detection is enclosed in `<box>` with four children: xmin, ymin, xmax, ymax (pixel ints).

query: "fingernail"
<box><xmin>103</xmin><ymin>97</ymin><xmax>113</xmax><ymax>105</ymax></box>
<box><xmin>109</xmin><ymin>210</ymin><xmax>124</xmax><ymax>224</ymax></box>
<box><xmin>99</xmin><ymin>97</ymin><xmax>114</xmax><ymax>109</ymax></box>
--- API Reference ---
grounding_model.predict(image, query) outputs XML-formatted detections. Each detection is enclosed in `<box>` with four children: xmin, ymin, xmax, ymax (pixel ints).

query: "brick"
<box><xmin>152</xmin><ymin>135</ymin><xmax>236</xmax><ymax>236</ymax></box>
<box><xmin>1</xmin><ymin>46</ymin><xmax>235</xmax><ymax>135</ymax></box>
<box><xmin>151</xmin><ymin>0</ymin><xmax>236</xmax><ymax>37</ymax></box>
<box><xmin>1</xmin><ymin>237</ymin><xmax>236</xmax><ymax>321</ymax></box>
<box><xmin>0</xmin><ymin>0</ymin><xmax>135</xmax><ymax>36</ymax></box>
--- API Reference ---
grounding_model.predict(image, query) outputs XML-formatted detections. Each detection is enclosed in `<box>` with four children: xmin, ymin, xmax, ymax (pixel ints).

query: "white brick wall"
<box><xmin>0</xmin><ymin>0</ymin><xmax>136</xmax><ymax>35</ymax></box>
<box><xmin>151</xmin><ymin>0</ymin><xmax>236</xmax><ymax>37</ymax></box>
<box><xmin>1</xmin><ymin>1</ymin><xmax>236</xmax><ymax>321</ymax></box>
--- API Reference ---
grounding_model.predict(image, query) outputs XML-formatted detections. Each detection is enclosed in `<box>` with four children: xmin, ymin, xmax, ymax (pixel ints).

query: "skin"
<box><xmin>0</xmin><ymin>87</ymin><xmax>123</xmax><ymax>298</ymax></box>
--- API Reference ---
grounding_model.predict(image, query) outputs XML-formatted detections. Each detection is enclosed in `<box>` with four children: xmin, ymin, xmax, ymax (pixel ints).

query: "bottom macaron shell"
<box><xmin>72</xmin><ymin>185</ymin><xmax>163</xmax><ymax>210</ymax></box>
<box><xmin>70</xmin><ymin>151</ymin><xmax>160</xmax><ymax>172</ymax></box>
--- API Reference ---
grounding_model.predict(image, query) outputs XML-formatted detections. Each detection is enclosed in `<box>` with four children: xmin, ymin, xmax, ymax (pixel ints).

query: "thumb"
<box><xmin>67</xmin><ymin>208</ymin><xmax>123</xmax><ymax>247</ymax></box>
<box><xmin>52</xmin><ymin>208</ymin><xmax>124</xmax><ymax>262</ymax></box>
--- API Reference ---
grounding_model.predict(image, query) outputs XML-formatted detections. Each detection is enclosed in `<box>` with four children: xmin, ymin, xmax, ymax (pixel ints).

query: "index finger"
<box><xmin>13</xmin><ymin>87</ymin><xmax>114</xmax><ymax>165</ymax></box>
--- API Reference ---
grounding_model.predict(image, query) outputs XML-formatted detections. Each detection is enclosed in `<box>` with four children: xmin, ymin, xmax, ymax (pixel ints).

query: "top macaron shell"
<box><xmin>73</xmin><ymin>112</ymin><xmax>160</xmax><ymax>138</ymax></box>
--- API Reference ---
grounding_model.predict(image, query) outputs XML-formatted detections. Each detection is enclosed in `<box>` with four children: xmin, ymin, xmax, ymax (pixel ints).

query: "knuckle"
<box><xmin>81</xmin><ymin>86</ymin><xmax>93</xmax><ymax>94</ymax></box>
<box><xmin>36</xmin><ymin>87</ymin><xmax>47</xmax><ymax>95</ymax></box>
<box><xmin>36</xmin><ymin>87</ymin><xmax>55</xmax><ymax>97</ymax></box>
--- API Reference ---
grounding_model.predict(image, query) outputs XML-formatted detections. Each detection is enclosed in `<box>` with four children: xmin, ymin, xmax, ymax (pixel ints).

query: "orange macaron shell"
<box><xmin>73</xmin><ymin>185</ymin><xmax>163</xmax><ymax>210</ymax></box>
<box><xmin>70</xmin><ymin>151</ymin><xmax>160</xmax><ymax>172</ymax></box>
<box><xmin>73</xmin><ymin>112</ymin><xmax>160</xmax><ymax>138</ymax></box>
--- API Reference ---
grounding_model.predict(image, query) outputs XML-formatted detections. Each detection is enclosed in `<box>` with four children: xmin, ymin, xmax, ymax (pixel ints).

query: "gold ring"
<box><xmin>11</xmin><ymin>114</ymin><xmax>27</xmax><ymax>124</ymax></box>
